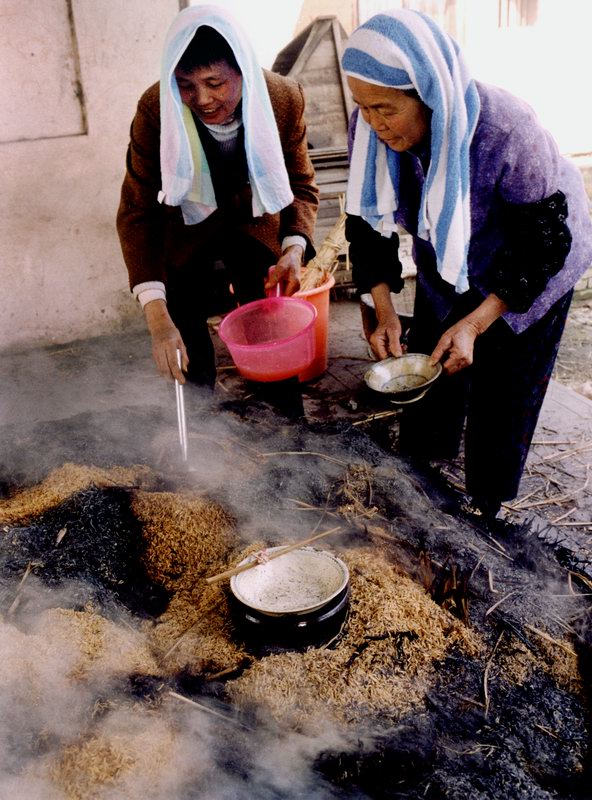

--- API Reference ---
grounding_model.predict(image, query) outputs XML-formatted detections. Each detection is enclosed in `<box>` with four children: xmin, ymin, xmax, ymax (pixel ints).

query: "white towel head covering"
<box><xmin>342</xmin><ymin>9</ymin><xmax>480</xmax><ymax>293</ymax></box>
<box><xmin>158</xmin><ymin>4</ymin><xmax>294</xmax><ymax>225</ymax></box>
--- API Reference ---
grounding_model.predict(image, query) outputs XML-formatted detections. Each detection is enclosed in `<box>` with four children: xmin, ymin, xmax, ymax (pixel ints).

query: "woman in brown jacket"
<box><xmin>117</xmin><ymin>6</ymin><xmax>319</xmax><ymax>386</ymax></box>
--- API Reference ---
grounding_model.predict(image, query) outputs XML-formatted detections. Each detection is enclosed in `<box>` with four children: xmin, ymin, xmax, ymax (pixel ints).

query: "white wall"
<box><xmin>358</xmin><ymin>0</ymin><xmax>592</xmax><ymax>156</ymax></box>
<box><xmin>1</xmin><ymin>0</ymin><xmax>178</xmax><ymax>351</ymax></box>
<box><xmin>461</xmin><ymin>0</ymin><xmax>592</xmax><ymax>155</ymax></box>
<box><xmin>0</xmin><ymin>0</ymin><xmax>310</xmax><ymax>352</ymax></box>
<box><xmin>188</xmin><ymin>0</ymin><xmax>304</xmax><ymax>68</ymax></box>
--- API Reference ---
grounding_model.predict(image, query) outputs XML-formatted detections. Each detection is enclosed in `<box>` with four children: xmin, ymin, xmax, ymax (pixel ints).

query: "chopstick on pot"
<box><xmin>175</xmin><ymin>348</ymin><xmax>188</xmax><ymax>462</ymax></box>
<box><xmin>205</xmin><ymin>525</ymin><xmax>342</xmax><ymax>585</ymax></box>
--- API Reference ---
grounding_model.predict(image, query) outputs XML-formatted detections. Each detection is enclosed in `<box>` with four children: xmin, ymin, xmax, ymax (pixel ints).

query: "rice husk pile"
<box><xmin>45</xmin><ymin>711</ymin><xmax>180</xmax><ymax>800</ymax></box>
<box><xmin>226</xmin><ymin>547</ymin><xmax>482</xmax><ymax>727</ymax></box>
<box><xmin>149</xmin><ymin>586</ymin><xmax>251</xmax><ymax>676</ymax></box>
<box><xmin>41</xmin><ymin>607</ymin><xmax>160</xmax><ymax>682</ymax></box>
<box><xmin>0</xmin><ymin>606</ymin><xmax>159</xmax><ymax>703</ymax></box>
<box><xmin>0</xmin><ymin>463</ymin><xmax>159</xmax><ymax>525</ymax></box>
<box><xmin>129</xmin><ymin>489</ymin><xmax>251</xmax><ymax>675</ymax></box>
<box><xmin>1</xmin><ymin>465</ymin><xmax>588</xmax><ymax>798</ymax></box>
<box><xmin>0</xmin><ymin>618</ymin><xmax>76</xmax><ymax>708</ymax></box>
<box><xmin>131</xmin><ymin>490</ymin><xmax>239</xmax><ymax>593</ymax></box>
<box><xmin>496</xmin><ymin>628</ymin><xmax>583</xmax><ymax>695</ymax></box>
<box><xmin>494</xmin><ymin>636</ymin><xmax>583</xmax><ymax>697</ymax></box>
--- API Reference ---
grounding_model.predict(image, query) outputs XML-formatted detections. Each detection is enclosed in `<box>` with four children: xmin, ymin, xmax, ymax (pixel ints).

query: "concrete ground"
<box><xmin>1</xmin><ymin>296</ymin><xmax>591</xmax><ymax>574</ymax></box>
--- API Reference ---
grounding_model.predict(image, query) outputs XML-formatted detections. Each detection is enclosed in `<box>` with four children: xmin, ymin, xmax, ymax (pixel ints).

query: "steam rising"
<box><xmin>1</xmin><ymin>336</ymin><xmax>590</xmax><ymax>798</ymax></box>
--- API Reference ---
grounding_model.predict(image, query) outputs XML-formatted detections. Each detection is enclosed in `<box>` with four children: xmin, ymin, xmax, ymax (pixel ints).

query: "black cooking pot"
<box><xmin>228</xmin><ymin>546</ymin><xmax>350</xmax><ymax>651</ymax></box>
<box><xmin>229</xmin><ymin>585</ymin><xmax>349</xmax><ymax>651</ymax></box>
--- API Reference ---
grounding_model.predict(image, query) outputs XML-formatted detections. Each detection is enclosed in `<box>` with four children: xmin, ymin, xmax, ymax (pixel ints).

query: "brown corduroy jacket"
<box><xmin>117</xmin><ymin>70</ymin><xmax>319</xmax><ymax>290</ymax></box>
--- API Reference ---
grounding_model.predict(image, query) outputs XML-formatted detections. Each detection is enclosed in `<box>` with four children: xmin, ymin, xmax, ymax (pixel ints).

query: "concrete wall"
<box><xmin>1</xmin><ymin>0</ymin><xmax>178</xmax><ymax>351</ymax></box>
<box><xmin>2</xmin><ymin>1</ymin><xmax>589</xmax><ymax>351</ymax></box>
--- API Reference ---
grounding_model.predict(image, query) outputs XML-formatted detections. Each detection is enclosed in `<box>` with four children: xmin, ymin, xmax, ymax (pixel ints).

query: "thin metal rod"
<box><xmin>175</xmin><ymin>348</ymin><xmax>188</xmax><ymax>462</ymax></box>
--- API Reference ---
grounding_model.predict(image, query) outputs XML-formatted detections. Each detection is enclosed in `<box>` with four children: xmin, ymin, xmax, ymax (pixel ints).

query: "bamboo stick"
<box><xmin>205</xmin><ymin>526</ymin><xmax>343</xmax><ymax>585</ymax></box>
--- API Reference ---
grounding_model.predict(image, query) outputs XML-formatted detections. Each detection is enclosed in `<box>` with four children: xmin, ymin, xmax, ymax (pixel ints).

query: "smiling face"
<box><xmin>347</xmin><ymin>76</ymin><xmax>430</xmax><ymax>152</ymax></box>
<box><xmin>174</xmin><ymin>60</ymin><xmax>243</xmax><ymax>125</ymax></box>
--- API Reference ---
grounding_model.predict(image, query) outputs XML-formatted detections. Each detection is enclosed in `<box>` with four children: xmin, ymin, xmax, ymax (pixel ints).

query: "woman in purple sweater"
<box><xmin>342</xmin><ymin>9</ymin><xmax>592</xmax><ymax>523</ymax></box>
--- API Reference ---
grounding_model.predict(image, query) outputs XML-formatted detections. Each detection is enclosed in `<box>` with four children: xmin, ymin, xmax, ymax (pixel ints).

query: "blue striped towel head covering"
<box><xmin>159</xmin><ymin>4</ymin><xmax>294</xmax><ymax>225</ymax></box>
<box><xmin>342</xmin><ymin>9</ymin><xmax>480</xmax><ymax>293</ymax></box>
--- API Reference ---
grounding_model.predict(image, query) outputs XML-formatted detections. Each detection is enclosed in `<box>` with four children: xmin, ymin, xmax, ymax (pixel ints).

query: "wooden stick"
<box><xmin>352</xmin><ymin>410</ymin><xmax>400</xmax><ymax>426</ymax></box>
<box><xmin>534</xmin><ymin>723</ymin><xmax>562</xmax><ymax>741</ymax></box>
<box><xmin>515</xmin><ymin>467</ymin><xmax>590</xmax><ymax>509</ymax></box>
<box><xmin>488</xmin><ymin>569</ymin><xmax>499</xmax><ymax>594</ymax></box>
<box><xmin>168</xmin><ymin>691</ymin><xmax>252</xmax><ymax>730</ymax></box>
<box><xmin>205</xmin><ymin>526</ymin><xmax>342</xmax><ymax>585</ymax></box>
<box><xmin>483</xmin><ymin>631</ymin><xmax>504</xmax><ymax>717</ymax></box>
<box><xmin>540</xmin><ymin>441</ymin><xmax>592</xmax><ymax>462</ymax></box>
<box><xmin>551</xmin><ymin>506</ymin><xmax>577</xmax><ymax>524</ymax></box>
<box><xmin>485</xmin><ymin>589</ymin><xmax>519</xmax><ymax>617</ymax></box>
<box><xmin>479</xmin><ymin>539</ymin><xmax>515</xmax><ymax>562</ymax></box>
<box><xmin>554</xmin><ymin>521</ymin><xmax>592</xmax><ymax>528</ymax></box>
<box><xmin>8</xmin><ymin>561</ymin><xmax>34</xmax><ymax>615</ymax></box>
<box><xmin>569</xmin><ymin>570</ymin><xmax>592</xmax><ymax>592</ymax></box>
<box><xmin>524</xmin><ymin>624</ymin><xmax>578</xmax><ymax>657</ymax></box>
<box><xmin>531</xmin><ymin>440</ymin><xmax>576</xmax><ymax>446</ymax></box>
<box><xmin>55</xmin><ymin>526</ymin><xmax>68</xmax><ymax>545</ymax></box>
<box><xmin>507</xmin><ymin>486</ymin><xmax>542</xmax><ymax>509</ymax></box>
<box><xmin>259</xmin><ymin>450</ymin><xmax>348</xmax><ymax>466</ymax></box>
<box><xmin>162</xmin><ymin>620</ymin><xmax>200</xmax><ymax>660</ymax></box>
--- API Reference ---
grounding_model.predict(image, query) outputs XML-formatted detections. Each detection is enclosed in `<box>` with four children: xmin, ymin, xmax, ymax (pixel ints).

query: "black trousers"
<box><xmin>166</xmin><ymin>231</ymin><xmax>276</xmax><ymax>386</ymax></box>
<box><xmin>398</xmin><ymin>284</ymin><xmax>573</xmax><ymax>505</ymax></box>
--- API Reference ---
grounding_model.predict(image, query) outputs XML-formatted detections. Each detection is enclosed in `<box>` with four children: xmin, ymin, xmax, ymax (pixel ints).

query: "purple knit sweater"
<box><xmin>352</xmin><ymin>82</ymin><xmax>592</xmax><ymax>334</ymax></box>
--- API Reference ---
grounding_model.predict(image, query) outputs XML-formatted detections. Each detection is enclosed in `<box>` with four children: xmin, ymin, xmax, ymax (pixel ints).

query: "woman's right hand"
<box><xmin>143</xmin><ymin>300</ymin><xmax>188</xmax><ymax>383</ymax></box>
<box><xmin>369</xmin><ymin>316</ymin><xmax>404</xmax><ymax>360</ymax></box>
<box><xmin>368</xmin><ymin>283</ymin><xmax>405</xmax><ymax>360</ymax></box>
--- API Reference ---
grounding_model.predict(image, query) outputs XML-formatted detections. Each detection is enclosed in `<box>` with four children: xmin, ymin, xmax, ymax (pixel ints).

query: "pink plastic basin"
<box><xmin>218</xmin><ymin>297</ymin><xmax>317</xmax><ymax>382</ymax></box>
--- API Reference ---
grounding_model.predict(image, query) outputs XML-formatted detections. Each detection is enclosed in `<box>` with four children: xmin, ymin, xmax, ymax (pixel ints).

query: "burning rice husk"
<box><xmin>149</xmin><ymin>587</ymin><xmax>250</xmax><ymax>676</ymax></box>
<box><xmin>45</xmin><ymin>712</ymin><xmax>180</xmax><ymax>800</ymax></box>
<box><xmin>1</xmin><ymin>463</ymin><xmax>589</xmax><ymax>798</ymax></box>
<box><xmin>131</xmin><ymin>490</ymin><xmax>239</xmax><ymax>593</ymax></box>
<box><xmin>0</xmin><ymin>463</ymin><xmax>159</xmax><ymax>525</ymax></box>
<box><xmin>495</xmin><ymin>636</ymin><xmax>583</xmax><ymax>696</ymax></box>
<box><xmin>227</xmin><ymin>547</ymin><xmax>482</xmax><ymax>727</ymax></box>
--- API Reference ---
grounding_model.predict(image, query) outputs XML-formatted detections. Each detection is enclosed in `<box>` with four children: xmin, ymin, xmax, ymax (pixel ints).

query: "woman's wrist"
<box><xmin>144</xmin><ymin>299</ymin><xmax>173</xmax><ymax>334</ymax></box>
<box><xmin>371</xmin><ymin>283</ymin><xmax>399</xmax><ymax>324</ymax></box>
<box><xmin>466</xmin><ymin>294</ymin><xmax>508</xmax><ymax>335</ymax></box>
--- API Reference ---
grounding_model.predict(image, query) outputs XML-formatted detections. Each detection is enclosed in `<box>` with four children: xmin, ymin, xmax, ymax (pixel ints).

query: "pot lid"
<box><xmin>230</xmin><ymin>546</ymin><xmax>349</xmax><ymax>616</ymax></box>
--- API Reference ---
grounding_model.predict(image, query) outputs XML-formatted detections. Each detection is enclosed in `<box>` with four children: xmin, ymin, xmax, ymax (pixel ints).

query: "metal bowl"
<box><xmin>364</xmin><ymin>354</ymin><xmax>442</xmax><ymax>404</ymax></box>
<box><xmin>230</xmin><ymin>546</ymin><xmax>350</xmax><ymax>617</ymax></box>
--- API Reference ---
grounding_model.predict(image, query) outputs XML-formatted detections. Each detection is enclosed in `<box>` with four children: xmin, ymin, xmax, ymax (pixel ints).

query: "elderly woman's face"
<box><xmin>347</xmin><ymin>76</ymin><xmax>430</xmax><ymax>152</ymax></box>
<box><xmin>175</xmin><ymin>61</ymin><xmax>242</xmax><ymax>125</ymax></box>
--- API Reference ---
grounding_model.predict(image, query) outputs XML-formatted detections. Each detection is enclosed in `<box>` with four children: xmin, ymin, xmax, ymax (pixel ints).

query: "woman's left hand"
<box><xmin>430</xmin><ymin>294</ymin><xmax>509</xmax><ymax>375</ymax></box>
<box><xmin>430</xmin><ymin>318</ymin><xmax>481</xmax><ymax>375</ymax></box>
<box><xmin>265</xmin><ymin>245</ymin><xmax>304</xmax><ymax>296</ymax></box>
